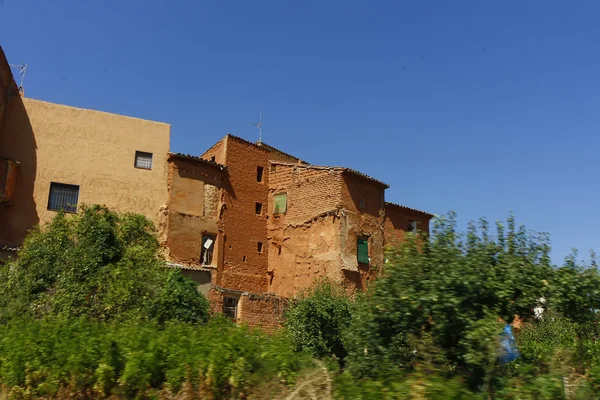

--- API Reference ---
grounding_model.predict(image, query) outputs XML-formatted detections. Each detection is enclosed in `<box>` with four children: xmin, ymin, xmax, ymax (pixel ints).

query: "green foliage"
<box><xmin>284</xmin><ymin>279</ymin><xmax>354</xmax><ymax>359</ymax></box>
<box><xmin>0</xmin><ymin>317</ymin><xmax>310</xmax><ymax>398</ymax></box>
<box><xmin>0</xmin><ymin>205</ymin><xmax>209</xmax><ymax>324</ymax></box>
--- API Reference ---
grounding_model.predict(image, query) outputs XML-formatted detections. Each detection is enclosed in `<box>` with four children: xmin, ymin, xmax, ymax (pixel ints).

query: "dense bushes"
<box><xmin>0</xmin><ymin>317</ymin><xmax>310</xmax><ymax>398</ymax></box>
<box><xmin>0</xmin><ymin>205</ymin><xmax>209</xmax><ymax>323</ymax></box>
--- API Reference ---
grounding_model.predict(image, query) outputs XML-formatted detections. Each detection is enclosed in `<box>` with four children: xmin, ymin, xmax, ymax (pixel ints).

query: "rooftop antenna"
<box><xmin>254</xmin><ymin>112</ymin><xmax>263</xmax><ymax>143</ymax></box>
<box><xmin>9</xmin><ymin>63</ymin><xmax>28</xmax><ymax>90</ymax></box>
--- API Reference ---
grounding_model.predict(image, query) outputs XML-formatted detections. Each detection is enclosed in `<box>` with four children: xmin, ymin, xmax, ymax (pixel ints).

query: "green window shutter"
<box><xmin>274</xmin><ymin>193</ymin><xmax>287</xmax><ymax>214</ymax></box>
<box><xmin>357</xmin><ymin>237</ymin><xmax>369</xmax><ymax>264</ymax></box>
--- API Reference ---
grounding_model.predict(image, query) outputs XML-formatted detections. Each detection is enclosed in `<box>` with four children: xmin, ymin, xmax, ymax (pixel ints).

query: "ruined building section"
<box><xmin>339</xmin><ymin>171</ymin><xmax>388</xmax><ymax>291</ymax></box>
<box><xmin>267</xmin><ymin>163</ymin><xmax>345</xmax><ymax>297</ymax></box>
<box><xmin>384</xmin><ymin>202</ymin><xmax>433</xmax><ymax>248</ymax></box>
<box><xmin>165</xmin><ymin>153</ymin><xmax>226</xmax><ymax>296</ymax></box>
<box><xmin>266</xmin><ymin>162</ymin><xmax>391</xmax><ymax>297</ymax></box>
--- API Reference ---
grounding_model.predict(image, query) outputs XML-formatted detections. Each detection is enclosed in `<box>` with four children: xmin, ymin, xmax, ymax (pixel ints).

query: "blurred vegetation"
<box><xmin>3</xmin><ymin>208</ymin><xmax>600</xmax><ymax>398</ymax></box>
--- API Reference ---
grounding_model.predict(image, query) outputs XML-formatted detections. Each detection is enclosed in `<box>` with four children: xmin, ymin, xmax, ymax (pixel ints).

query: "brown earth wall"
<box><xmin>339</xmin><ymin>174</ymin><xmax>386</xmax><ymax>291</ymax></box>
<box><xmin>218</xmin><ymin>136</ymin><xmax>269</xmax><ymax>292</ymax></box>
<box><xmin>239</xmin><ymin>293</ymin><xmax>286</xmax><ymax>332</ymax></box>
<box><xmin>384</xmin><ymin>204</ymin><xmax>431</xmax><ymax>249</ymax></box>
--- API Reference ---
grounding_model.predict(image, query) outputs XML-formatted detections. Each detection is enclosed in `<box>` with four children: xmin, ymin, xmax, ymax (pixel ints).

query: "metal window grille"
<box><xmin>223</xmin><ymin>296</ymin><xmax>239</xmax><ymax>321</ymax></box>
<box><xmin>48</xmin><ymin>182</ymin><xmax>79</xmax><ymax>213</ymax></box>
<box><xmin>273</xmin><ymin>193</ymin><xmax>287</xmax><ymax>214</ymax></box>
<box><xmin>357</xmin><ymin>237</ymin><xmax>369</xmax><ymax>264</ymax></box>
<box><xmin>135</xmin><ymin>151</ymin><xmax>153</xmax><ymax>169</ymax></box>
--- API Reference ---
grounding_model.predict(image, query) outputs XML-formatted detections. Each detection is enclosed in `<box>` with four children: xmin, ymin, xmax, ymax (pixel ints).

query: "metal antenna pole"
<box><xmin>254</xmin><ymin>112</ymin><xmax>263</xmax><ymax>143</ymax></box>
<box><xmin>9</xmin><ymin>63</ymin><xmax>28</xmax><ymax>88</ymax></box>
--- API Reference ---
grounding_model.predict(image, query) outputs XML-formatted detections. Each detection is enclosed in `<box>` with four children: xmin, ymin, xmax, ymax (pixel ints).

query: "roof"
<box><xmin>226</xmin><ymin>134</ymin><xmax>270</xmax><ymax>152</ymax></box>
<box><xmin>269</xmin><ymin>161</ymin><xmax>389</xmax><ymax>188</ymax></box>
<box><xmin>168</xmin><ymin>152</ymin><xmax>226</xmax><ymax>170</ymax></box>
<box><xmin>255</xmin><ymin>141</ymin><xmax>309</xmax><ymax>164</ymax></box>
<box><xmin>385</xmin><ymin>201</ymin><xmax>434</xmax><ymax>218</ymax></box>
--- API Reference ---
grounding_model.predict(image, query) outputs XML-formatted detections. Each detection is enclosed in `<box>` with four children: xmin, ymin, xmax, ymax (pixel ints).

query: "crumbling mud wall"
<box><xmin>165</xmin><ymin>155</ymin><xmax>225</xmax><ymax>267</ymax></box>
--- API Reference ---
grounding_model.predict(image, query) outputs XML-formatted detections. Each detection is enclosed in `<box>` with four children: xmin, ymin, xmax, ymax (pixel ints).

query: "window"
<box><xmin>359</xmin><ymin>197</ymin><xmax>365</xmax><ymax>210</ymax></box>
<box><xmin>257</xmin><ymin>166</ymin><xmax>264</xmax><ymax>182</ymax></box>
<box><xmin>255</xmin><ymin>202</ymin><xmax>263</xmax><ymax>215</ymax></box>
<box><xmin>223</xmin><ymin>296</ymin><xmax>239</xmax><ymax>321</ymax></box>
<box><xmin>357</xmin><ymin>237</ymin><xmax>369</xmax><ymax>264</ymax></box>
<box><xmin>134</xmin><ymin>151</ymin><xmax>153</xmax><ymax>170</ymax></box>
<box><xmin>48</xmin><ymin>182</ymin><xmax>79</xmax><ymax>213</ymax></box>
<box><xmin>200</xmin><ymin>235</ymin><xmax>216</xmax><ymax>265</ymax></box>
<box><xmin>210</xmin><ymin>156</ymin><xmax>216</xmax><ymax>162</ymax></box>
<box><xmin>273</xmin><ymin>193</ymin><xmax>287</xmax><ymax>215</ymax></box>
<box><xmin>258</xmin><ymin>242</ymin><xmax>263</xmax><ymax>254</ymax></box>
<box><xmin>270</xmin><ymin>165</ymin><xmax>277</xmax><ymax>173</ymax></box>
<box><xmin>408</xmin><ymin>220</ymin><xmax>418</xmax><ymax>233</ymax></box>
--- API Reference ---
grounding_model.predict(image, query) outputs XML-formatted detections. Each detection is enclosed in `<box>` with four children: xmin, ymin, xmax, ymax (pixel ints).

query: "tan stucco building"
<box><xmin>0</xmin><ymin>47</ymin><xmax>170</xmax><ymax>254</ymax></box>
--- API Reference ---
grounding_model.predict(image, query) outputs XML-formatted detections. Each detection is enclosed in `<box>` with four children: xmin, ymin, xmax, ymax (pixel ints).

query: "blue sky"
<box><xmin>1</xmin><ymin>0</ymin><xmax>599</xmax><ymax>264</ymax></box>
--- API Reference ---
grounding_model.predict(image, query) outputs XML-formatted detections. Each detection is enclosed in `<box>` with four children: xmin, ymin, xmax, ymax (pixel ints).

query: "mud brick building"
<box><xmin>0</xmin><ymin>45</ymin><xmax>433</xmax><ymax>327</ymax></box>
<box><xmin>163</xmin><ymin>134</ymin><xmax>433</xmax><ymax>327</ymax></box>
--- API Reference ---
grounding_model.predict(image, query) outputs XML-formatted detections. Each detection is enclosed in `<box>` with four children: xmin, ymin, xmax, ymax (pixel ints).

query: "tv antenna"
<box><xmin>9</xmin><ymin>63</ymin><xmax>28</xmax><ymax>89</ymax></box>
<box><xmin>253</xmin><ymin>112</ymin><xmax>263</xmax><ymax>143</ymax></box>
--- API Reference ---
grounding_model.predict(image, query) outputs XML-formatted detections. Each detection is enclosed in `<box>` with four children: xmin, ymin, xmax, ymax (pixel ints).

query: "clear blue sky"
<box><xmin>1</xmin><ymin>1</ymin><xmax>598</xmax><ymax>264</ymax></box>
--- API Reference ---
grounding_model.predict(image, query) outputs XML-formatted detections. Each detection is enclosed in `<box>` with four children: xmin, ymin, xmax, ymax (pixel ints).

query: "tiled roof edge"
<box><xmin>385</xmin><ymin>201</ymin><xmax>434</xmax><ymax>217</ymax></box>
<box><xmin>168</xmin><ymin>152</ymin><xmax>227</xmax><ymax>170</ymax></box>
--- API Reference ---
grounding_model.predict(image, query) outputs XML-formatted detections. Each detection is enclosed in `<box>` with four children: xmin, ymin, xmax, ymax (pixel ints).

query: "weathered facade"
<box><xmin>0</xmin><ymin>44</ymin><xmax>433</xmax><ymax>327</ymax></box>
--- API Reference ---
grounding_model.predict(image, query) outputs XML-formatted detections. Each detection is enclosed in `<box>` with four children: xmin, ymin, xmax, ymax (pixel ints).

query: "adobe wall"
<box><xmin>267</xmin><ymin>163</ymin><xmax>346</xmax><ymax>297</ymax></box>
<box><xmin>0</xmin><ymin>98</ymin><xmax>170</xmax><ymax>245</ymax></box>
<box><xmin>384</xmin><ymin>203</ymin><xmax>431</xmax><ymax>248</ymax></box>
<box><xmin>238</xmin><ymin>293</ymin><xmax>286</xmax><ymax>332</ymax></box>
<box><xmin>166</xmin><ymin>156</ymin><xmax>224</xmax><ymax>266</ymax></box>
<box><xmin>339</xmin><ymin>174</ymin><xmax>387</xmax><ymax>291</ymax></box>
<box><xmin>218</xmin><ymin>136</ymin><xmax>269</xmax><ymax>293</ymax></box>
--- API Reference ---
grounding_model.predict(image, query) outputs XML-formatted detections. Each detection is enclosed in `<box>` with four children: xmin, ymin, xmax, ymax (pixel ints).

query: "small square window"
<box><xmin>258</xmin><ymin>242</ymin><xmax>263</xmax><ymax>254</ymax></box>
<box><xmin>257</xmin><ymin>166</ymin><xmax>264</xmax><ymax>182</ymax></box>
<box><xmin>135</xmin><ymin>151</ymin><xmax>153</xmax><ymax>170</ymax></box>
<box><xmin>210</xmin><ymin>155</ymin><xmax>216</xmax><ymax>162</ymax></box>
<box><xmin>408</xmin><ymin>220</ymin><xmax>418</xmax><ymax>233</ymax></box>
<box><xmin>273</xmin><ymin>193</ymin><xmax>287</xmax><ymax>215</ymax></box>
<box><xmin>201</xmin><ymin>235</ymin><xmax>216</xmax><ymax>265</ymax></box>
<box><xmin>223</xmin><ymin>296</ymin><xmax>239</xmax><ymax>321</ymax></box>
<box><xmin>255</xmin><ymin>202</ymin><xmax>263</xmax><ymax>215</ymax></box>
<box><xmin>270</xmin><ymin>165</ymin><xmax>277</xmax><ymax>173</ymax></box>
<box><xmin>357</xmin><ymin>237</ymin><xmax>369</xmax><ymax>264</ymax></box>
<box><xmin>48</xmin><ymin>182</ymin><xmax>79</xmax><ymax>213</ymax></box>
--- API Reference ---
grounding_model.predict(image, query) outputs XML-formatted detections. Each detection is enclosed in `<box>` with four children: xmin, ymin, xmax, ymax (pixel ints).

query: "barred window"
<box><xmin>48</xmin><ymin>182</ymin><xmax>79</xmax><ymax>213</ymax></box>
<box><xmin>134</xmin><ymin>151</ymin><xmax>153</xmax><ymax>170</ymax></box>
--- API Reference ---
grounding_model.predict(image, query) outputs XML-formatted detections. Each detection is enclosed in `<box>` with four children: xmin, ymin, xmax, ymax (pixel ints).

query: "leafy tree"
<box><xmin>0</xmin><ymin>204</ymin><xmax>209</xmax><ymax>324</ymax></box>
<box><xmin>284</xmin><ymin>279</ymin><xmax>354</xmax><ymax>360</ymax></box>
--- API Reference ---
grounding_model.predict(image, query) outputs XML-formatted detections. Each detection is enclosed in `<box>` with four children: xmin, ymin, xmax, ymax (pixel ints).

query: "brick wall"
<box><xmin>218</xmin><ymin>136</ymin><xmax>270</xmax><ymax>293</ymax></box>
<box><xmin>384</xmin><ymin>203</ymin><xmax>431</xmax><ymax>249</ymax></box>
<box><xmin>239</xmin><ymin>293</ymin><xmax>287</xmax><ymax>332</ymax></box>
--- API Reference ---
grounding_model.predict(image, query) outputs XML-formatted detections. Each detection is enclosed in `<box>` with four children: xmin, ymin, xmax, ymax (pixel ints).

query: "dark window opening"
<box><xmin>223</xmin><ymin>296</ymin><xmax>239</xmax><ymax>321</ymax></box>
<box><xmin>201</xmin><ymin>235</ymin><xmax>216</xmax><ymax>265</ymax></box>
<box><xmin>278</xmin><ymin>246</ymin><xmax>282</xmax><ymax>255</ymax></box>
<box><xmin>257</xmin><ymin>166</ymin><xmax>264</xmax><ymax>182</ymax></box>
<box><xmin>359</xmin><ymin>197</ymin><xmax>365</xmax><ymax>210</ymax></box>
<box><xmin>270</xmin><ymin>164</ymin><xmax>277</xmax><ymax>173</ymax></box>
<box><xmin>255</xmin><ymin>202</ymin><xmax>263</xmax><ymax>215</ymax></box>
<box><xmin>258</xmin><ymin>242</ymin><xmax>263</xmax><ymax>254</ymax></box>
<box><xmin>134</xmin><ymin>151</ymin><xmax>153</xmax><ymax>169</ymax></box>
<box><xmin>408</xmin><ymin>220</ymin><xmax>418</xmax><ymax>233</ymax></box>
<box><xmin>48</xmin><ymin>182</ymin><xmax>79</xmax><ymax>213</ymax></box>
<box><xmin>357</xmin><ymin>237</ymin><xmax>369</xmax><ymax>264</ymax></box>
<box><xmin>273</xmin><ymin>193</ymin><xmax>287</xmax><ymax>215</ymax></box>
<box><xmin>242</xmin><ymin>256</ymin><xmax>247</xmax><ymax>262</ymax></box>
<box><xmin>210</xmin><ymin>155</ymin><xmax>216</xmax><ymax>162</ymax></box>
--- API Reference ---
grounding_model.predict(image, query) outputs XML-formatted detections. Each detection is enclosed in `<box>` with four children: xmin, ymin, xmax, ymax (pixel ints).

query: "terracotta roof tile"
<box><xmin>168</xmin><ymin>152</ymin><xmax>226</xmax><ymax>169</ymax></box>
